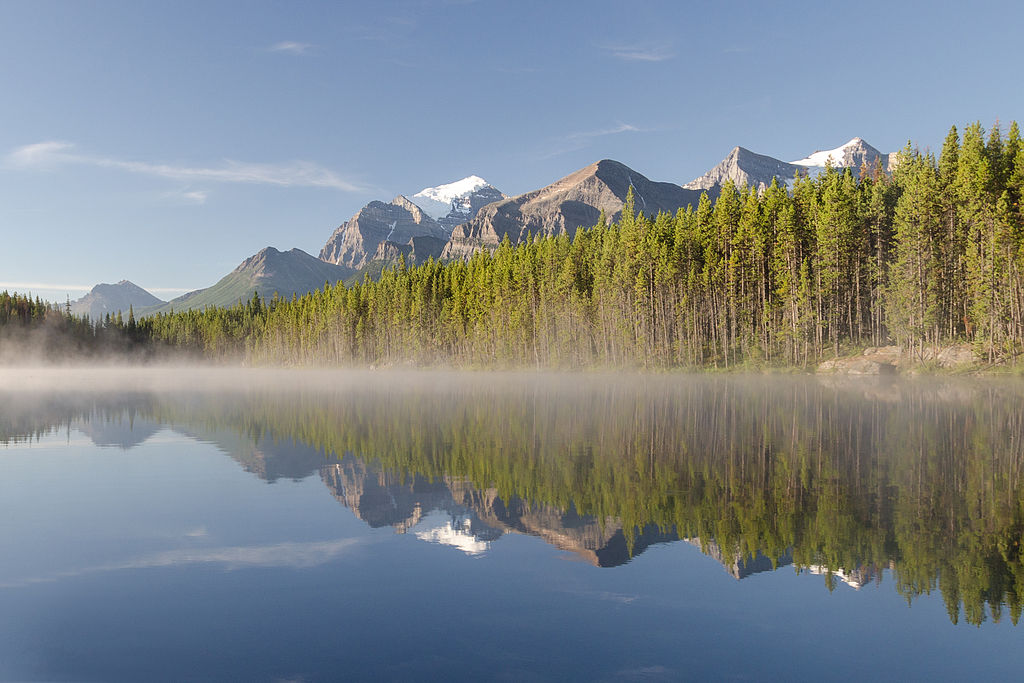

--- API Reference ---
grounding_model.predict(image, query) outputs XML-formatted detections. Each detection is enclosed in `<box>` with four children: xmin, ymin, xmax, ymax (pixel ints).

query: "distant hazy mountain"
<box><xmin>319</xmin><ymin>195</ymin><xmax>448</xmax><ymax>271</ymax></box>
<box><xmin>70</xmin><ymin>280</ymin><xmax>164</xmax><ymax>320</ymax></box>
<box><xmin>442</xmin><ymin>159</ymin><xmax>703</xmax><ymax>260</ymax></box>
<box><xmin>412</xmin><ymin>175</ymin><xmax>507</xmax><ymax>233</ymax></box>
<box><xmin>149</xmin><ymin>247</ymin><xmax>352</xmax><ymax>314</ymax></box>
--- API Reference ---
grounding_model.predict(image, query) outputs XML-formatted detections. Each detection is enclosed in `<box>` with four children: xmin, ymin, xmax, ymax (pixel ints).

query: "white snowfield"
<box><xmin>790</xmin><ymin>138</ymin><xmax>866</xmax><ymax>167</ymax></box>
<box><xmin>411</xmin><ymin>175</ymin><xmax>491</xmax><ymax>219</ymax></box>
<box><xmin>413</xmin><ymin>175</ymin><xmax>489</xmax><ymax>204</ymax></box>
<box><xmin>414</xmin><ymin>518</ymin><xmax>490</xmax><ymax>556</ymax></box>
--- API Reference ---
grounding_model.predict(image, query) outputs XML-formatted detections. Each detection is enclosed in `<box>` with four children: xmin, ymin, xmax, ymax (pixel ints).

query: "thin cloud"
<box><xmin>602</xmin><ymin>43</ymin><xmax>674</xmax><ymax>62</ymax></box>
<box><xmin>0</xmin><ymin>537</ymin><xmax>365</xmax><ymax>588</ymax></box>
<box><xmin>270</xmin><ymin>41</ymin><xmax>314</xmax><ymax>55</ymax></box>
<box><xmin>5</xmin><ymin>140</ymin><xmax>74</xmax><ymax>168</ymax></box>
<box><xmin>0</xmin><ymin>282</ymin><xmax>196</xmax><ymax>296</ymax></box>
<box><xmin>0</xmin><ymin>281</ymin><xmax>92</xmax><ymax>292</ymax></box>
<box><xmin>537</xmin><ymin>122</ymin><xmax>643</xmax><ymax>160</ymax></box>
<box><xmin>566</xmin><ymin>123</ymin><xmax>640</xmax><ymax>141</ymax></box>
<box><xmin>162</xmin><ymin>189</ymin><xmax>208</xmax><ymax>204</ymax></box>
<box><xmin>4</xmin><ymin>141</ymin><xmax>369</xmax><ymax>193</ymax></box>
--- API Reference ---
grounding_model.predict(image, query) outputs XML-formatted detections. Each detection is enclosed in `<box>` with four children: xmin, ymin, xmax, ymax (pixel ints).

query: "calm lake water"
<box><xmin>2</xmin><ymin>369</ymin><xmax>1024</xmax><ymax>681</ymax></box>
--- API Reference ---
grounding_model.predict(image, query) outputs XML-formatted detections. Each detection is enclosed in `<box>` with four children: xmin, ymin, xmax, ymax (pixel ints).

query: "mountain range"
<box><xmin>73</xmin><ymin>136</ymin><xmax>894</xmax><ymax>315</ymax></box>
<box><xmin>682</xmin><ymin>137</ymin><xmax>892</xmax><ymax>197</ymax></box>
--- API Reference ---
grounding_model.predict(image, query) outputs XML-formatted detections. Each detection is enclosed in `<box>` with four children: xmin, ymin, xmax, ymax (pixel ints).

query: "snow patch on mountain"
<box><xmin>791</xmin><ymin>138</ymin><xmax>866</xmax><ymax>167</ymax></box>
<box><xmin>413</xmin><ymin>175</ymin><xmax>490</xmax><ymax>219</ymax></box>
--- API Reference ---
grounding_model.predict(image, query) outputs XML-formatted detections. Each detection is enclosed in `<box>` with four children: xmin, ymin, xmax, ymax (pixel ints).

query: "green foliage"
<box><xmin>130</xmin><ymin>120</ymin><xmax>1024</xmax><ymax>369</ymax></box>
<box><xmin>8</xmin><ymin>119</ymin><xmax>1024</xmax><ymax>369</ymax></box>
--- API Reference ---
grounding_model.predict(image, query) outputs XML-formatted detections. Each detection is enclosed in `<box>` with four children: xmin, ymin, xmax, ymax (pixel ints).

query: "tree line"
<box><xmin>136</xmin><ymin>120</ymin><xmax>1023</xmax><ymax>368</ymax></box>
<box><xmin>2</xmin><ymin>120</ymin><xmax>1021</xmax><ymax>369</ymax></box>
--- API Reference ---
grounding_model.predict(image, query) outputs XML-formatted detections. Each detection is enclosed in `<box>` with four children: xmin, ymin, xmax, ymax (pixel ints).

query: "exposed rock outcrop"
<box><xmin>319</xmin><ymin>195</ymin><xmax>448</xmax><ymax>271</ymax></box>
<box><xmin>442</xmin><ymin>159</ymin><xmax>702</xmax><ymax>260</ymax></box>
<box><xmin>817</xmin><ymin>344</ymin><xmax>977</xmax><ymax>375</ymax></box>
<box><xmin>683</xmin><ymin>146</ymin><xmax>803</xmax><ymax>197</ymax></box>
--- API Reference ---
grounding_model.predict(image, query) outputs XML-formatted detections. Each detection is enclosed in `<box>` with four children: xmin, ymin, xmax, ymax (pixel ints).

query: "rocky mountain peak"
<box><xmin>411</xmin><ymin>176</ymin><xmax>508</xmax><ymax>233</ymax></box>
<box><xmin>319</xmin><ymin>196</ymin><xmax>448</xmax><ymax>271</ymax></box>
<box><xmin>683</xmin><ymin>147</ymin><xmax>803</xmax><ymax>195</ymax></box>
<box><xmin>390</xmin><ymin>195</ymin><xmax>434</xmax><ymax>224</ymax></box>
<box><xmin>442</xmin><ymin>159</ymin><xmax>701</xmax><ymax>261</ymax></box>
<box><xmin>791</xmin><ymin>137</ymin><xmax>889</xmax><ymax>171</ymax></box>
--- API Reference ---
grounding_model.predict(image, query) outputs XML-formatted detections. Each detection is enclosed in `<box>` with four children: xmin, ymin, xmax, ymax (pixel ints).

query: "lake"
<box><xmin>2</xmin><ymin>368</ymin><xmax>1023</xmax><ymax>681</ymax></box>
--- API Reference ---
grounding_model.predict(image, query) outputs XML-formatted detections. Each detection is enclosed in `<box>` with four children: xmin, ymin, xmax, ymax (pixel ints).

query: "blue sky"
<box><xmin>2</xmin><ymin>0</ymin><xmax>1022</xmax><ymax>303</ymax></box>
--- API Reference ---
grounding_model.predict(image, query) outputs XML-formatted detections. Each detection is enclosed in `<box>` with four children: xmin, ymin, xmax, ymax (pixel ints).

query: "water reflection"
<box><xmin>3</xmin><ymin>373</ymin><xmax>1024</xmax><ymax>626</ymax></box>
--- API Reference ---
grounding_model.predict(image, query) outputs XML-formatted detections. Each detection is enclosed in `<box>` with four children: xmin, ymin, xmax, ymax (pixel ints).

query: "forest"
<box><xmin>1</xmin><ymin>121</ymin><xmax>1022</xmax><ymax>369</ymax></box>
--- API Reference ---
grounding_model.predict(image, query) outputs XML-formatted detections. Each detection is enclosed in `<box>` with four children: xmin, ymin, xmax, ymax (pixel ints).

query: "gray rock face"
<box><xmin>69</xmin><ymin>280</ymin><xmax>165</xmax><ymax>320</ymax></box>
<box><xmin>371</xmin><ymin>235</ymin><xmax>447</xmax><ymax>265</ymax></box>
<box><xmin>442</xmin><ymin>159</ymin><xmax>703</xmax><ymax>260</ymax></box>
<box><xmin>319</xmin><ymin>195</ymin><xmax>447</xmax><ymax>271</ymax></box>
<box><xmin>683</xmin><ymin>146</ymin><xmax>803</xmax><ymax>197</ymax></box>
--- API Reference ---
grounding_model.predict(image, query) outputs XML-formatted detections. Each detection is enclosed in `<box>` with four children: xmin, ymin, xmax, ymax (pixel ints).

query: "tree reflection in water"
<box><xmin>3</xmin><ymin>373</ymin><xmax>1022</xmax><ymax>626</ymax></box>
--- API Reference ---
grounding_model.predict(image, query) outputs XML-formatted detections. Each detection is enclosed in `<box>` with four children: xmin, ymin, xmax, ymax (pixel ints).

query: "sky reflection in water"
<box><xmin>2</xmin><ymin>372</ymin><xmax>1024</xmax><ymax>681</ymax></box>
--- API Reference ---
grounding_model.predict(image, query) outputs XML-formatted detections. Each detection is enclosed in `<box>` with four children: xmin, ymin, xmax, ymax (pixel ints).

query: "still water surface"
<box><xmin>1</xmin><ymin>370</ymin><xmax>1023</xmax><ymax>681</ymax></box>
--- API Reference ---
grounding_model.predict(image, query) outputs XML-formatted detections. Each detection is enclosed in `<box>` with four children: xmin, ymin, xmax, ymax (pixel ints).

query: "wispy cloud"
<box><xmin>601</xmin><ymin>43</ymin><xmax>674</xmax><ymax>62</ymax></box>
<box><xmin>4</xmin><ymin>141</ymin><xmax>369</xmax><ymax>193</ymax></box>
<box><xmin>0</xmin><ymin>537</ymin><xmax>365</xmax><ymax>588</ymax></box>
<box><xmin>270</xmin><ymin>41</ymin><xmax>314</xmax><ymax>55</ymax></box>
<box><xmin>537</xmin><ymin>122</ymin><xmax>643</xmax><ymax>160</ymax></box>
<box><xmin>0</xmin><ymin>282</ymin><xmax>197</xmax><ymax>296</ymax></box>
<box><xmin>164</xmin><ymin>189</ymin><xmax>209</xmax><ymax>205</ymax></box>
<box><xmin>566</xmin><ymin>123</ymin><xmax>640</xmax><ymax>141</ymax></box>
<box><xmin>0</xmin><ymin>281</ymin><xmax>92</xmax><ymax>292</ymax></box>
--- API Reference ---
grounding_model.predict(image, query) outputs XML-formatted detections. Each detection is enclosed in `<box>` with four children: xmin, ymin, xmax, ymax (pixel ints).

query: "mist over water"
<box><xmin>3</xmin><ymin>368</ymin><xmax>1024</xmax><ymax>680</ymax></box>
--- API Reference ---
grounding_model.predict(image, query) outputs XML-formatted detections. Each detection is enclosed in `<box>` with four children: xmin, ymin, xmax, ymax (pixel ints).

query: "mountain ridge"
<box><xmin>442</xmin><ymin>159</ymin><xmax>703</xmax><ymax>260</ymax></box>
<box><xmin>143</xmin><ymin>247</ymin><xmax>352</xmax><ymax>314</ymax></box>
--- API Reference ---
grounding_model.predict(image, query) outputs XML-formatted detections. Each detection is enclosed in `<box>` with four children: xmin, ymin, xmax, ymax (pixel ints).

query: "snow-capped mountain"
<box><xmin>791</xmin><ymin>137</ymin><xmax>890</xmax><ymax>172</ymax></box>
<box><xmin>413</xmin><ymin>175</ymin><xmax>490</xmax><ymax>216</ymax></box>
<box><xmin>685</xmin><ymin>137</ymin><xmax>895</xmax><ymax>197</ymax></box>
<box><xmin>683</xmin><ymin>146</ymin><xmax>802</xmax><ymax>196</ymax></box>
<box><xmin>412</xmin><ymin>175</ymin><xmax>507</xmax><ymax>233</ymax></box>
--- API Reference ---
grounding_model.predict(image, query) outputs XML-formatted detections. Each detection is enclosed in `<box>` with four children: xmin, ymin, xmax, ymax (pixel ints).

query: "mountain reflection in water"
<box><xmin>3</xmin><ymin>372</ymin><xmax>1023</xmax><ymax>626</ymax></box>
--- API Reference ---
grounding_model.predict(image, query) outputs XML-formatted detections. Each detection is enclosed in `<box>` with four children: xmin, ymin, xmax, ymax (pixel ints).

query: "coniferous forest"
<box><xmin>3</xmin><ymin>121</ymin><xmax>1023</xmax><ymax>369</ymax></box>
